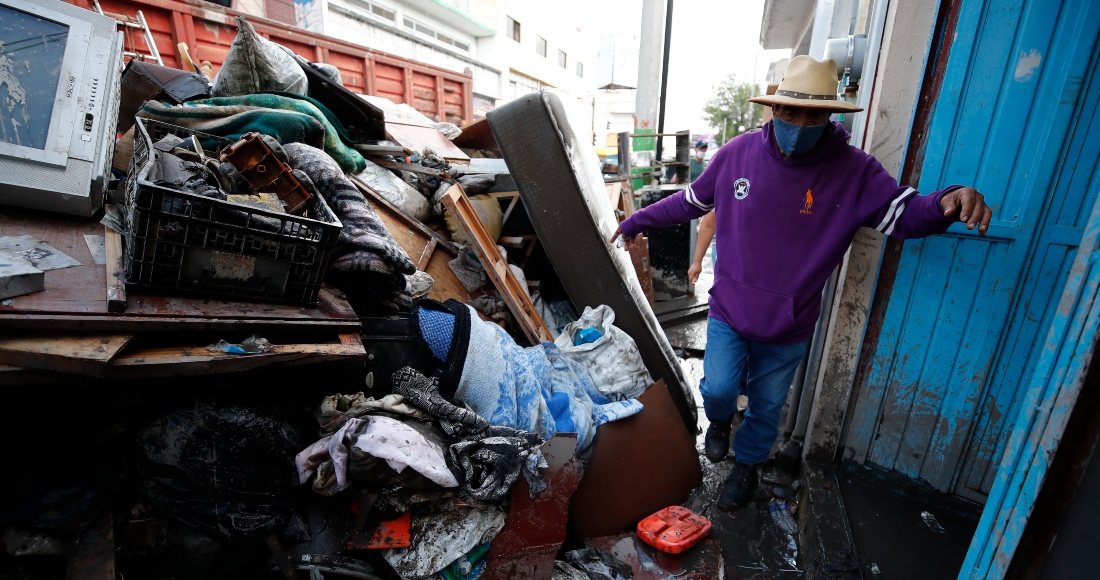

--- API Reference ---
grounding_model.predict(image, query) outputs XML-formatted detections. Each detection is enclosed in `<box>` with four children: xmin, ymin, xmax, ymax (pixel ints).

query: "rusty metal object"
<box><xmin>220</xmin><ymin>132</ymin><xmax>313</xmax><ymax>215</ymax></box>
<box><xmin>483</xmin><ymin>434</ymin><xmax>580</xmax><ymax>580</ymax></box>
<box><xmin>569</xmin><ymin>381</ymin><xmax>702</xmax><ymax>539</ymax></box>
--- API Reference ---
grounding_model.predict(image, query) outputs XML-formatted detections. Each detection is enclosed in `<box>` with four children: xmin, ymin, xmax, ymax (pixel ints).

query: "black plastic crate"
<box><xmin>124</xmin><ymin>118</ymin><xmax>342</xmax><ymax>305</ymax></box>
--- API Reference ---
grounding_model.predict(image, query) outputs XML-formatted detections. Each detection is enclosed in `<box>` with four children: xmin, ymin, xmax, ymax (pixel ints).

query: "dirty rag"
<box><xmin>353</xmin><ymin>159</ymin><xmax>431</xmax><ymax>222</ymax></box>
<box><xmin>391</xmin><ymin>367</ymin><xmax>547</xmax><ymax>502</ymax></box>
<box><xmin>139</xmin><ymin>100</ymin><xmax>326</xmax><ymax>157</ymax></box>
<box><xmin>177</xmin><ymin>93</ymin><xmax>365</xmax><ymax>173</ymax></box>
<box><xmin>314</xmin><ymin>392</ymin><xmax>431</xmax><ymax>437</ymax></box>
<box><xmin>295</xmin><ymin>415</ymin><xmax>458</xmax><ymax>493</ymax></box>
<box><xmin>382</xmin><ymin>502</ymin><xmax>505</xmax><ymax>579</ymax></box>
<box><xmin>562</xmin><ymin>548</ymin><xmax>634</xmax><ymax>580</ymax></box>
<box><xmin>554</xmin><ymin>305</ymin><xmax>653</xmax><ymax>401</ymax></box>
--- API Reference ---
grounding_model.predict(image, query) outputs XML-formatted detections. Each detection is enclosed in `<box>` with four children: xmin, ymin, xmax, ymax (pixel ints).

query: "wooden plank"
<box><xmin>350</xmin><ymin>177</ymin><xmax>475</xmax><ymax>305</ymax></box>
<box><xmin>629</xmin><ymin>237</ymin><xmax>655</xmax><ymax>306</ymax></box>
<box><xmin>0</xmin><ymin>209</ymin><xmax>359</xmax><ymax>331</ymax></box>
<box><xmin>104</xmin><ymin>222</ymin><xmax>126</xmax><ymax>313</ymax></box>
<box><xmin>440</xmin><ymin>184</ymin><xmax>552</xmax><ymax>344</ymax></box>
<box><xmin>384</xmin><ymin>123</ymin><xmax>470</xmax><ymax>164</ymax></box>
<box><xmin>416</xmin><ymin>238</ymin><xmax>437</xmax><ymax>271</ymax></box>
<box><xmin>106</xmin><ymin>335</ymin><xmax>365</xmax><ymax>378</ymax></box>
<box><xmin>0</xmin><ymin>333</ymin><xmax>133</xmax><ymax>377</ymax></box>
<box><xmin>451</xmin><ymin>117</ymin><xmax>498</xmax><ymax>150</ymax></box>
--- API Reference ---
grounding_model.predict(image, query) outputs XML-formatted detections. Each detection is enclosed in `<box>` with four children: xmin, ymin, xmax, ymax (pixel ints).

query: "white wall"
<box><xmin>480</xmin><ymin>0</ymin><xmax>599</xmax><ymax>105</ymax></box>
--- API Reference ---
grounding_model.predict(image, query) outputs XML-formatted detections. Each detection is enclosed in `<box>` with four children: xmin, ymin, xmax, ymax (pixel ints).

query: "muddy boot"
<box><xmin>704</xmin><ymin>419</ymin><xmax>733</xmax><ymax>463</ymax></box>
<box><xmin>717</xmin><ymin>461</ymin><xmax>759</xmax><ymax>511</ymax></box>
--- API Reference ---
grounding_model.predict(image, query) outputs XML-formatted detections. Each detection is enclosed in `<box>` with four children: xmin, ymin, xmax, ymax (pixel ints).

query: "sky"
<box><xmin>557</xmin><ymin>0</ymin><xmax>791</xmax><ymax>135</ymax></box>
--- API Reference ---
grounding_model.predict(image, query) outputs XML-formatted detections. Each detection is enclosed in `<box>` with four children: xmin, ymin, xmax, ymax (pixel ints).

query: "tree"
<box><xmin>703</xmin><ymin>76</ymin><xmax>762</xmax><ymax>145</ymax></box>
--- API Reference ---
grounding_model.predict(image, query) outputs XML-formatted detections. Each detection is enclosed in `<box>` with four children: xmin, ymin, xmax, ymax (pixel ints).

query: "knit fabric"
<box><xmin>419</xmin><ymin>308</ymin><xmax>456</xmax><ymax>362</ymax></box>
<box><xmin>390</xmin><ymin>366</ymin><xmax>546</xmax><ymax>503</ymax></box>
<box><xmin>283</xmin><ymin>141</ymin><xmax>415</xmax><ymax>288</ymax></box>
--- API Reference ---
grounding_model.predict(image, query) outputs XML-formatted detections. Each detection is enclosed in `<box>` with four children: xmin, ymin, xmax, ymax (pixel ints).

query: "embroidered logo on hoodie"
<box><xmin>734</xmin><ymin>178</ymin><xmax>750</xmax><ymax>200</ymax></box>
<box><xmin>801</xmin><ymin>189</ymin><xmax>814</xmax><ymax>215</ymax></box>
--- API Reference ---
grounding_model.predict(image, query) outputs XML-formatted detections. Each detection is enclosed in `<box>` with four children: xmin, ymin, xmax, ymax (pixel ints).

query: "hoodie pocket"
<box><xmin>713</xmin><ymin>276</ymin><xmax>796</xmax><ymax>341</ymax></box>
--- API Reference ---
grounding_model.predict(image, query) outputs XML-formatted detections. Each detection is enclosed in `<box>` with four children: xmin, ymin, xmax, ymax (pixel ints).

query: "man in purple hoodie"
<box><xmin>611</xmin><ymin>55</ymin><xmax>992</xmax><ymax>511</ymax></box>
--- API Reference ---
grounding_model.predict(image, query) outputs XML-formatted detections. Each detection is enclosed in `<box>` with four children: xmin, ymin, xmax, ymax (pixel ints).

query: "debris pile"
<box><xmin>0</xmin><ymin>12</ymin><xmax>718</xmax><ymax>580</ymax></box>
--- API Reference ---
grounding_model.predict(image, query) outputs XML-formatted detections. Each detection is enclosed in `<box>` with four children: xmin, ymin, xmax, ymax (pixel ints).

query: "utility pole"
<box><xmin>634</xmin><ymin>0</ymin><xmax>666</xmax><ymax>159</ymax></box>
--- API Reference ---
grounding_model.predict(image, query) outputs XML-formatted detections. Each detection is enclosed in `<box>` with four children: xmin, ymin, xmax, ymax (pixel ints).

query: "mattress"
<box><xmin>487</xmin><ymin>89</ymin><xmax>696</xmax><ymax>428</ymax></box>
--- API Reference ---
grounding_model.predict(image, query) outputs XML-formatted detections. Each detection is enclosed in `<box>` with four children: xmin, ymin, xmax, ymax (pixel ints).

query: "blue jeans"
<box><xmin>699</xmin><ymin>317</ymin><xmax>808</xmax><ymax>465</ymax></box>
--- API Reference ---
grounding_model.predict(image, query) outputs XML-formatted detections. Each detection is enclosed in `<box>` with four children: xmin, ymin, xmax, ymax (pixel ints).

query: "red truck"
<box><xmin>66</xmin><ymin>0</ymin><xmax>474</xmax><ymax>125</ymax></box>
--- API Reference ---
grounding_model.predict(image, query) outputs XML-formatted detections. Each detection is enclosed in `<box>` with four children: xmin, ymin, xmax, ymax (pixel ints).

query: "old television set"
<box><xmin>0</xmin><ymin>0</ymin><xmax>123</xmax><ymax>216</ymax></box>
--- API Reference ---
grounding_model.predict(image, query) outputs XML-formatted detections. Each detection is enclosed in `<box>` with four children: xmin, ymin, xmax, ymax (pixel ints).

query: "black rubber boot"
<box><xmin>704</xmin><ymin>419</ymin><xmax>733</xmax><ymax>463</ymax></box>
<box><xmin>717</xmin><ymin>461</ymin><xmax>760</xmax><ymax>511</ymax></box>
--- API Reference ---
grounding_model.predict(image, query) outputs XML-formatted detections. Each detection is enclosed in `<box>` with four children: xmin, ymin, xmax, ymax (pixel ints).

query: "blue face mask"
<box><xmin>773</xmin><ymin>116</ymin><xmax>828</xmax><ymax>157</ymax></box>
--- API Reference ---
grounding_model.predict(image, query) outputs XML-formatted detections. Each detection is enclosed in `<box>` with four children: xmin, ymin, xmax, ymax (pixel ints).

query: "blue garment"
<box><xmin>700</xmin><ymin>317</ymin><xmax>807</xmax><ymax>464</ymax></box>
<box><xmin>419</xmin><ymin>308</ymin><xmax>456</xmax><ymax>362</ymax></box>
<box><xmin>454</xmin><ymin>305</ymin><xmax>642</xmax><ymax>453</ymax></box>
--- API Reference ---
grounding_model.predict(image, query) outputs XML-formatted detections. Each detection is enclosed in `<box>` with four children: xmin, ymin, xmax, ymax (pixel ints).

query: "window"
<box><xmin>535</xmin><ymin>36</ymin><xmax>547</xmax><ymax>57</ymax></box>
<box><xmin>402</xmin><ymin>16</ymin><xmax>471</xmax><ymax>52</ymax></box>
<box><xmin>575</xmin><ymin>61</ymin><xmax>584</xmax><ymax>77</ymax></box>
<box><xmin>507</xmin><ymin>16</ymin><xmax>520</xmax><ymax>42</ymax></box>
<box><xmin>346</xmin><ymin>0</ymin><xmax>395</xmax><ymax>21</ymax></box>
<box><xmin>557</xmin><ymin>49</ymin><xmax>567</xmax><ymax>68</ymax></box>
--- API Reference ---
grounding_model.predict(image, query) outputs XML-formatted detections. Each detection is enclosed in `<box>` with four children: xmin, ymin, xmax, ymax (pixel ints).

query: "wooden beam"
<box><xmin>104</xmin><ymin>221</ymin><xmax>126</xmax><ymax>313</ymax></box>
<box><xmin>416</xmin><ymin>238</ymin><xmax>437</xmax><ymax>271</ymax></box>
<box><xmin>440</xmin><ymin>184</ymin><xmax>552</xmax><ymax>344</ymax></box>
<box><xmin>0</xmin><ymin>333</ymin><xmax>133</xmax><ymax>377</ymax></box>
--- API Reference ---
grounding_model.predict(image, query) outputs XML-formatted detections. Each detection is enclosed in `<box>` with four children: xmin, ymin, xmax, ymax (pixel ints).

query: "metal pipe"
<box><xmin>655</xmin><ymin>0</ymin><xmax>674</xmax><ymax>162</ymax></box>
<box><xmin>849</xmin><ymin>0</ymin><xmax>891</xmax><ymax>150</ymax></box>
<box><xmin>793</xmin><ymin>267</ymin><xmax>839</xmax><ymax>439</ymax></box>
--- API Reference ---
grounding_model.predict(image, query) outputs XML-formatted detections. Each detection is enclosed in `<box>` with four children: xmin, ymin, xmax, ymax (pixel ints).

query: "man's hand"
<box><xmin>688</xmin><ymin>260</ymin><xmax>703</xmax><ymax>285</ymax></box>
<box><xmin>610</xmin><ymin>225</ymin><xmax>641</xmax><ymax>250</ymax></box>
<box><xmin>940</xmin><ymin>187</ymin><xmax>993</xmax><ymax>235</ymax></box>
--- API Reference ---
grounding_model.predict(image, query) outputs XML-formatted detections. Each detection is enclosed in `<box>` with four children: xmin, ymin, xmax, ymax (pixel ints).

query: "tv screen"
<box><xmin>0</xmin><ymin>5</ymin><xmax>69</xmax><ymax>151</ymax></box>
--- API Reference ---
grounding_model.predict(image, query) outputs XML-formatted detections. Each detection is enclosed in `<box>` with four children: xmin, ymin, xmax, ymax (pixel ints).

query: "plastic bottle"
<box><xmin>768</xmin><ymin>499</ymin><xmax>799</xmax><ymax>535</ymax></box>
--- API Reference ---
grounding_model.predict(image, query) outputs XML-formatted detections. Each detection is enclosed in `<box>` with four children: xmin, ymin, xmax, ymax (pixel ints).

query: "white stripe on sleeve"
<box><xmin>875</xmin><ymin>187</ymin><xmax>915</xmax><ymax>232</ymax></box>
<box><xmin>884</xmin><ymin>203</ymin><xmax>907</xmax><ymax>236</ymax></box>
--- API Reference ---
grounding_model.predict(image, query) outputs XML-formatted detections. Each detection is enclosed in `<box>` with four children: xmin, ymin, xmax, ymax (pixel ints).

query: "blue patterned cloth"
<box><xmin>453</xmin><ymin>305</ymin><xmax>643</xmax><ymax>453</ymax></box>
<box><xmin>419</xmin><ymin>308</ymin><xmax>455</xmax><ymax>362</ymax></box>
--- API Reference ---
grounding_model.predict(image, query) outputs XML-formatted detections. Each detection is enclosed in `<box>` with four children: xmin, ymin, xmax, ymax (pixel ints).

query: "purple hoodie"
<box><xmin>620</xmin><ymin>121</ymin><xmax>959</xmax><ymax>344</ymax></box>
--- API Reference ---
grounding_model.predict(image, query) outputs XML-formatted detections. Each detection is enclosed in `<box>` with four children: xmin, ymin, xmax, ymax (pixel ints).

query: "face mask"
<box><xmin>773</xmin><ymin>116</ymin><xmax>828</xmax><ymax>157</ymax></box>
<box><xmin>695</xmin><ymin>151</ymin><xmax>705</xmax><ymax>160</ymax></box>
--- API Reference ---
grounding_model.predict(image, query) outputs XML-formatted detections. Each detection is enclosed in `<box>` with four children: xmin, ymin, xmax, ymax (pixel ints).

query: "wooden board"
<box><xmin>385</xmin><ymin>123</ymin><xmax>470</xmax><ymax>164</ymax></box>
<box><xmin>104</xmin><ymin>221</ymin><xmax>126</xmax><ymax>313</ymax></box>
<box><xmin>0</xmin><ymin>209</ymin><xmax>359</xmax><ymax>332</ymax></box>
<box><xmin>568</xmin><ymin>381</ymin><xmax>702</xmax><ymax>538</ymax></box>
<box><xmin>106</xmin><ymin>333</ymin><xmax>365</xmax><ymax>379</ymax></box>
<box><xmin>451</xmin><ymin>117</ymin><xmax>499</xmax><ymax>151</ymax></box>
<box><xmin>0</xmin><ymin>333</ymin><xmax>133</xmax><ymax>377</ymax></box>
<box><xmin>0</xmin><ymin>333</ymin><xmax>364</xmax><ymax>382</ymax></box>
<box><xmin>349</xmin><ymin>176</ymin><xmax>477</xmax><ymax>305</ymax></box>
<box><xmin>440</xmin><ymin>183</ymin><xmax>552</xmax><ymax>344</ymax></box>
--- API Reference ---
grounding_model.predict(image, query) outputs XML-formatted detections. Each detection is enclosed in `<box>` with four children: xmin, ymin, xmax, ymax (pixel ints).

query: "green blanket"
<box><xmin>138</xmin><ymin>94</ymin><xmax>366</xmax><ymax>173</ymax></box>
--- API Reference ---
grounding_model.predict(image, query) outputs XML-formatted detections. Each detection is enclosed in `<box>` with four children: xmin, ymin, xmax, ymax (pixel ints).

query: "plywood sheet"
<box><xmin>569</xmin><ymin>381</ymin><xmax>702</xmax><ymax>538</ymax></box>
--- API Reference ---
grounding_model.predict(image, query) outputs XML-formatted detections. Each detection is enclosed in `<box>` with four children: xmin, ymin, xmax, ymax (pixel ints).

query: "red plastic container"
<box><xmin>636</xmin><ymin>506</ymin><xmax>712</xmax><ymax>554</ymax></box>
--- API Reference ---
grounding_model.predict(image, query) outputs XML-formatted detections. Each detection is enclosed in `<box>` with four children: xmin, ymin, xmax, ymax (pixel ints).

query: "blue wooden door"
<box><xmin>843</xmin><ymin>0</ymin><xmax>1100</xmax><ymax>503</ymax></box>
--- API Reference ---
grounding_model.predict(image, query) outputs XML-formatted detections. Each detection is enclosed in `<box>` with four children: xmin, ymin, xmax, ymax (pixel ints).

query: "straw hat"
<box><xmin>750</xmin><ymin>55</ymin><xmax>863</xmax><ymax>112</ymax></box>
